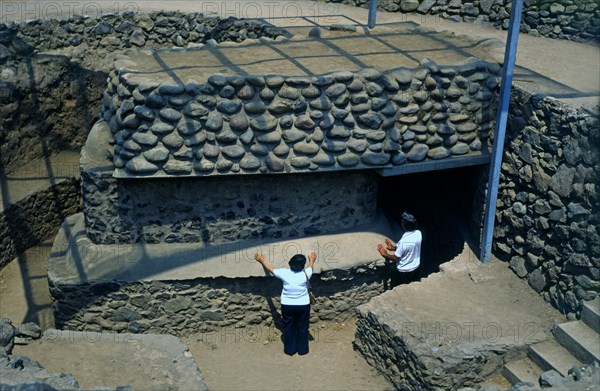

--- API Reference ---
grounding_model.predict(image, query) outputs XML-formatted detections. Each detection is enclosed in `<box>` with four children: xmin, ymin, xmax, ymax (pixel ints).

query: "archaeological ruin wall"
<box><xmin>494</xmin><ymin>86</ymin><xmax>599</xmax><ymax>319</ymax></box>
<box><xmin>0</xmin><ymin>11</ymin><xmax>287</xmax><ymax>173</ymax></box>
<box><xmin>48</xmin><ymin>40</ymin><xmax>502</xmax><ymax>333</ymax></box>
<box><xmin>332</xmin><ymin>0</ymin><xmax>600</xmax><ymax>42</ymax></box>
<box><xmin>0</xmin><ymin>11</ymin><xmax>287</xmax><ymax>268</ymax></box>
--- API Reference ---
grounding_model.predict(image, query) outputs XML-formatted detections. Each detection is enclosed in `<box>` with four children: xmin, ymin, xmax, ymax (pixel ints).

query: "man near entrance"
<box><xmin>377</xmin><ymin>212</ymin><xmax>422</xmax><ymax>287</ymax></box>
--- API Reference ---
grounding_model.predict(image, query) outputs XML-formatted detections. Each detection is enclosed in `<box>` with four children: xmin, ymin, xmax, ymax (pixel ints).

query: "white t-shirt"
<box><xmin>273</xmin><ymin>267</ymin><xmax>313</xmax><ymax>305</ymax></box>
<box><xmin>394</xmin><ymin>230</ymin><xmax>422</xmax><ymax>272</ymax></box>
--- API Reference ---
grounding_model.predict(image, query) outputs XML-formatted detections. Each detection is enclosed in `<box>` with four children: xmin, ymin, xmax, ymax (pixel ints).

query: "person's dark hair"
<box><xmin>289</xmin><ymin>254</ymin><xmax>306</xmax><ymax>272</ymax></box>
<box><xmin>401</xmin><ymin>212</ymin><xmax>417</xmax><ymax>231</ymax></box>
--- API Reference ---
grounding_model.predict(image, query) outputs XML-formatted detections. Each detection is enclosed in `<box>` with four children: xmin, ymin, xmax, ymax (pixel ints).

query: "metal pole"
<box><xmin>480</xmin><ymin>0</ymin><xmax>523</xmax><ymax>263</ymax></box>
<box><xmin>368</xmin><ymin>0</ymin><xmax>378</xmax><ymax>29</ymax></box>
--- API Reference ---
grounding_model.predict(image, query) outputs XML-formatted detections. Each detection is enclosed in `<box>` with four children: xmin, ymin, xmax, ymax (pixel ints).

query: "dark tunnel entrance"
<box><xmin>377</xmin><ymin>165</ymin><xmax>486</xmax><ymax>280</ymax></box>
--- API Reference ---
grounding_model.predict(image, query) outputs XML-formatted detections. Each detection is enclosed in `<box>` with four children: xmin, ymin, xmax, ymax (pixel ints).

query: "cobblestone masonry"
<box><xmin>494</xmin><ymin>86</ymin><xmax>599</xmax><ymax>319</ymax></box>
<box><xmin>103</xmin><ymin>55</ymin><xmax>500</xmax><ymax>178</ymax></box>
<box><xmin>0</xmin><ymin>177</ymin><xmax>81</xmax><ymax>269</ymax></box>
<box><xmin>331</xmin><ymin>0</ymin><xmax>600</xmax><ymax>43</ymax></box>
<box><xmin>0</xmin><ymin>11</ymin><xmax>287</xmax><ymax>173</ymax></box>
<box><xmin>82</xmin><ymin>119</ymin><xmax>379</xmax><ymax>245</ymax></box>
<box><xmin>49</xmin><ymin>260</ymin><xmax>389</xmax><ymax>335</ymax></box>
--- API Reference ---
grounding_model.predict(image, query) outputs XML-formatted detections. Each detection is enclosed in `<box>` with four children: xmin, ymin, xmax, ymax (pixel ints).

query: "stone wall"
<box><xmin>0</xmin><ymin>11</ymin><xmax>287</xmax><ymax>174</ymax></box>
<box><xmin>331</xmin><ymin>0</ymin><xmax>600</xmax><ymax>43</ymax></box>
<box><xmin>0</xmin><ymin>11</ymin><xmax>286</xmax><ymax>66</ymax></box>
<box><xmin>104</xmin><ymin>56</ymin><xmax>499</xmax><ymax>178</ymax></box>
<box><xmin>0</xmin><ymin>177</ymin><xmax>81</xmax><ymax>269</ymax></box>
<box><xmin>82</xmin><ymin>120</ymin><xmax>378</xmax><ymax>244</ymax></box>
<box><xmin>0</xmin><ymin>55</ymin><xmax>106</xmax><ymax>174</ymax></box>
<box><xmin>492</xmin><ymin>86</ymin><xmax>599</xmax><ymax>319</ymax></box>
<box><xmin>50</xmin><ymin>260</ymin><xmax>389</xmax><ymax>335</ymax></box>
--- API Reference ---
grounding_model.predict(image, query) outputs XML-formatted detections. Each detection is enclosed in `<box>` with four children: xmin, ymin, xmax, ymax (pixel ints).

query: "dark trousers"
<box><xmin>281</xmin><ymin>304</ymin><xmax>310</xmax><ymax>355</ymax></box>
<box><xmin>390</xmin><ymin>268</ymin><xmax>420</xmax><ymax>288</ymax></box>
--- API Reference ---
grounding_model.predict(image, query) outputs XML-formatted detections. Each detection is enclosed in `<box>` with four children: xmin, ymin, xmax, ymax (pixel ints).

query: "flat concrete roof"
<box><xmin>118</xmin><ymin>24</ymin><xmax>501</xmax><ymax>86</ymax></box>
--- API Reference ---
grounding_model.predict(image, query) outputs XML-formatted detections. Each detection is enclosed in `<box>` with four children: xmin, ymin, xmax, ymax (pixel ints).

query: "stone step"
<box><xmin>581</xmin><ymin>297</ymin><xmax>600</xmax><ymax>334</ymax></box>
<box><xmin>529</xmin><ymin>339</ymin><xmax>582</xmax><ymax>376</ymax></box>
<box><xmin>554</xmin><ymin>321</ymin><xmax>600</xmax><ymax>364</ymax></box>
<box><xmin>503</xmin><ymin>357</ymin><xmax>543</xmax><ymax>386</ymax></box>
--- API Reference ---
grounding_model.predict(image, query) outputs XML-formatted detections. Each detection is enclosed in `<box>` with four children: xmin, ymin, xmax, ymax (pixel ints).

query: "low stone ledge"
<box><xmin>354</xmin><ymin>250</ymin><xmax>561</xmax><ymax>390</ymax></box>
<box><xmin>49</xmin><ymin>212</ymin><xmax>400</xmax><ymax>335</ymax></box>
<box><xmin>12</xmin><ymin>328</ymin><xmax>208</xmax><ymax>390</ymax></box>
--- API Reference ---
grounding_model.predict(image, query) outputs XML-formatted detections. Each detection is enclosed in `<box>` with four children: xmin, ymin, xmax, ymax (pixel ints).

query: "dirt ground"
<box><xmin>2</xmin><ymin>241</ymin><xmax>393</xmax><ymax>390</ymax></box>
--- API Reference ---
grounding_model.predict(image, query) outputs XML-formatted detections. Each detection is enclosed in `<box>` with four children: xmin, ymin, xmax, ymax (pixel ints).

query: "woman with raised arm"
<box><xmin>255</xmin><ymin>251</ymin><xmax>317</xmax><ymax>356</ymax></box>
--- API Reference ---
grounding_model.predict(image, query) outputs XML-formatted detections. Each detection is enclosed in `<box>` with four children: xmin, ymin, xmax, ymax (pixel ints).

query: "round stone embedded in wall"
<box><xmin>217</xmin><ymin>100</ymin><xmax>242</xmax><ymax>114</ymax></box>
<box><xmin>183</xmin><ymin>102</ymin><xmax>209</xmax><ymax>117</ymax></box>
<box><xmin>216</xmin><ymin>158</ymin><xmax>233</xmax><ymax>172</ymax></box>
<box><xmin>334</xmin><ymin>71</ymin><xmax>354</xmax><ymax>82</ymax></box>
<box><xmin>205</xmin><ymin>112</ymin><xmax>223</xmax><ymax>132</ymax></box>
<box><xmin>208</xmin><ymin>75</ymin><xmax>228</xmax><ymax>87</ymax></box>
<box><xmin>337</xmin><ymin>152</ymin><xmax>359</xmax><ymax>167</ymax></box>
<box><xmin>393</xmin><ymin>69</ymin><xmax>413</xmax><ymax>84</ymax></box>
<box><xmin>321</xmin><ymin>140</ymin><xmax>347</xmax><ymax>153</ymax></box>
<box><xmin>185</xmin><ymin>131</ymin><xmax>207</xmax><ymax>147</ymax></box>
<box><xmin>229</xmin><ymin>114</ymin><xmax>249</xmax><ymax>131</ymax></box>
<box><xmin>243</xmin><ymin>100</ymin><xmax>266</xmax><ymax>114</ymax></box>
<box><xmin>266</xmin><ymin>75</ymin><xmax>285</xmax><ymax>88</ymax></box>
<box><xmin>290</xmin><ymin>156</ymin><xmax>311</xmax><ymax>168</ymax></box>
<box><xmin>328</xmin><ymin>126</ymin><xmax>351</xmax><ymax>139</ymax></box>
<box><xmin>294</xmin><ymin>115</ymin><xmax>316</xmax><ymax>130</ymax></box>
<box><xmin>347</xmin><ymin>79</ymin><xmax>364</xmax><ymax>92</ymax></box>
<box><xmin>150</xmin><ymin>122</ymin><xmax>175</xmax><ymax>135</ymax></box>
<box><xmin>202</xmin><ymin>143</ymin><xmax>220</xmax><ymax>159</ymax></box>
<box><xmin>282</xmin><ymin>129</ymin><xmax>306</xmax><ymax>143</ymax></box>
<box><xmin>250</xmin><ymin>114</ymin><xmax>278</xmax><ymax>132</ymax></box>
<box><xmin>293</xmin><ymin>141</ymin><xmax>320</xmax><ymax>155</ymax></box>
<box><xmin>278</xmin><ymin>86</ymin><xmax>300</xmax><ymax>100</ymax></box>
<box><xmin>193</xmin><ymin>160</ymin><xmax>215</xmax><ymax>173</ymax></box>
<box><xmin>312</xmin><ymin>151</ymin><xmax>336</xmax><ymax>166</ymax></box>
<box><xmin>358</xmin><ymin>68</ymin><xmax>383</xmax><ymax>81</ymax></box>
<box><xmin>134</xmin><ymin>106</ymin><xmax>155</xmax><ymax>121</ymax></box>
<box><xmin>256</xmin><ymin>130</ymin><xmax>281</xmax><ymax>144</ymax></box>
<box><xmin>302</xmin><ymin>86</ymin><xmax>321</xmax><ymax>99</ymax></box>
<box><xmin>361</xmin><ymin>152</ymin><xmax>390</xmax><ymax>165</ymax></box>
<box><xmin>240</xmin><ymin>155</ymin><xmax>261</xmax><ymax>170</ymax></box>
<box><xmin>126</xmin><ymin>155</ymin><xmax>159</xmax><ymax>174</ymax></box>
<box><xmin>427</xmin><ymin>146</ymin><xmax>451</xmax><ymax>160</ymax></box>
<box><xmin>406</xmin><ymin>144</ymin><xmax>429</xmax><ymax>162</ymax></box>
<box><xmin>144</xmin><ymin>145</ymin><xmax>170</xmax><ymax>163</ymax></box>
<box><xmin>132</xmin><ymin>132</ymin><xmax>158</xmax><ymax>147</ymax></box>
<box><xmin>246</xmin><ymin>75</ymin><xmax>266</xmax><ymax>87</ymax></box>
<box><xmin>265</xmin><ymin>154</ymin><xmax>284</xmax><ymax>171</ymax></box>
<box><xmin>163</xmin><ymin>158</ymin><xmax>192</xmax><ymax>175</ymax></box>
<box><xmin>237</xmin><ymin>85</ymin><xmax>255</xmax><ymax>100</ymax></box>
<box><xmin>221</xmin><ymin>145</ymin><xmax>245</xmax><ymax>159</ymax></box>
<box><xmin>159</xmin><ymin>108</ymin><xmax>182</xmax><ymax>122</ymax></box>
<box><xmin>450</xmin><ymin>142</ymin><xmax>470</xmax><ymax>155</ymax></box>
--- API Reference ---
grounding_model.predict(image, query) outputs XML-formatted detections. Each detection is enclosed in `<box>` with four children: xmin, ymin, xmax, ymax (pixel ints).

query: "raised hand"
<box><xmin>385</xmin><ymin>238</ymin><xmax>395</xmax><ymax>251</ymax></box>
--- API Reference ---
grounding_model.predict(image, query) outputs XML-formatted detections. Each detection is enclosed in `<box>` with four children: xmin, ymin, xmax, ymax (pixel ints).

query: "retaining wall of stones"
<box><xmin>0</xmin><ymin>177</ymin><xmax>81</xmax><ymax>269</ymax></box>
<box><xmin>0</xmin><ymin>11</ymin><xmax>286</xmax><ymax>65</ymax></box>
<box><xmin>50</xmin><ymin>261</ymin><xmax>389</xmax><ymax>335</ymax></box>
<box><xmin>493</xmin><ymin>87</ymin><xmax>599</xmax><ymax>319</ymax></box>
<box><xmin>0</xmin><ymin>55</ymin><xmax>106</xmax><ymax>174</ymax></box>
<box><xmin>83</xmin><ymin>157</ymin><xmax>379</xmax><ymax>245</ymax></box>
<box><xmin>333</xmin><ymin>0</ymin><xmax>600</xmax><ymax>43</ymax></box>
<box><xmin>104</xmin><ymin>57</ymin><xmax>499</xmax><ymax>178</ymax></box>
<box><xmin>0</xmin><ymin>11</ymin><xmax>286</xmax><ymax>174</ymax></box>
